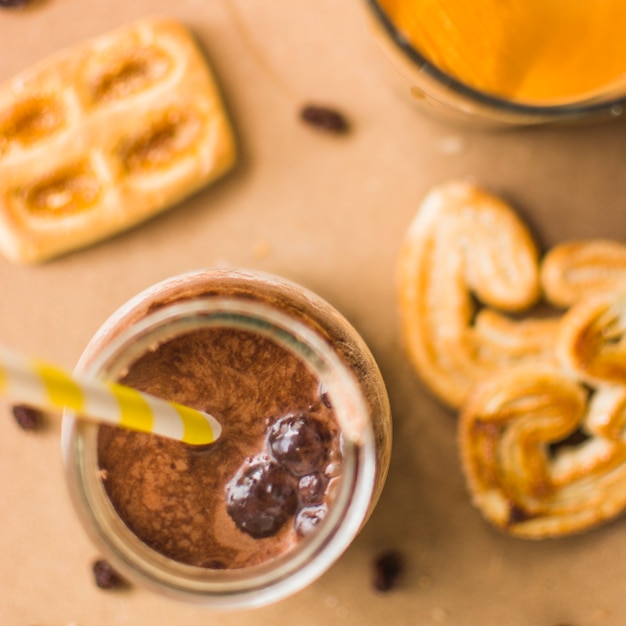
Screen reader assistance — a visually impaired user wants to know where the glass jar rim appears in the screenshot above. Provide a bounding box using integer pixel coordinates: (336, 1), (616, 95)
(366, 0), (626, 120)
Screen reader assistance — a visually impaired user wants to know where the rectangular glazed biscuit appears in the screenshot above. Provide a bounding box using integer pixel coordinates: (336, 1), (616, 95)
(0, 17), (237, 264)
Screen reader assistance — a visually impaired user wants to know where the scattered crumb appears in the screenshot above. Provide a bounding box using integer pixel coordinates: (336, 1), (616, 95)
(431, 607), (449, 623)
(324, 596), (339, 609)
(0, 0), (31, 9)
(97, 468), (108, 480)
(11, 404), (45, 431)
(253, 240), (272, 260)
(92, 558), (127, 590)
(299, 104), (349, 134)
(417, 573), (433, 589)
(436, 136), (465, 156)
(323, 594), (349, 617)
(324, 595), (340, 609)
(486, 554), (503, 577)
(372, 549), (404, 591)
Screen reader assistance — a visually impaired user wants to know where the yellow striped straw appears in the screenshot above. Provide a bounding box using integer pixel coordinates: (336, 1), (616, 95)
(0, 345), (221, 445)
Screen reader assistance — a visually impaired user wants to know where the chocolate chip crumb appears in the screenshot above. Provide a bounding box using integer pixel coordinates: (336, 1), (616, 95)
(300, 105), (349, 134)
(92, 558), (126, 590)
(11, 404), (44, 431)
(373, 550), (404, 592)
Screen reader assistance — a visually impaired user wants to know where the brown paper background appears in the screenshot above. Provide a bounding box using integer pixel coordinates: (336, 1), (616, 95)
(1, 1), (626, 624)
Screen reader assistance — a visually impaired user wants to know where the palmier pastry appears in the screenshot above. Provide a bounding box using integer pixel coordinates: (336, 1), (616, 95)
(541, 240), (626, 308)
(0, 17), (237, 263)
(397, 180), (558, 408)
(556, 290), (626, 386)
(459, 366), (626, 538)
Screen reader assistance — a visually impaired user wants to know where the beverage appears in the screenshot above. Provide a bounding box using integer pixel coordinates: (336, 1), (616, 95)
(97, 325), (343, 569)
(365, 0), (626, 124)
(62, 269), (391, 606)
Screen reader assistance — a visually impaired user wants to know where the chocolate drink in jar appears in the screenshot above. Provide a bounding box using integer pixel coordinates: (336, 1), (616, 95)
(62, 268), (392, 607)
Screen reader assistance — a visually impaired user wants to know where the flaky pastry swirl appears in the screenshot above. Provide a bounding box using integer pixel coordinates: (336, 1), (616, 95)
(557, 290), (626, 386)
(460, 366), (626, 538)
(459, 243), (626, 537)
(397, 180), (558, 408)
(541, 240), (626, 308)
(398, 181), (626, 538)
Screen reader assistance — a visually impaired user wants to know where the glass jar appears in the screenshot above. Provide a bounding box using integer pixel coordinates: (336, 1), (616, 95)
(363, 0), (626, 127)
(61, 268), (391, 608)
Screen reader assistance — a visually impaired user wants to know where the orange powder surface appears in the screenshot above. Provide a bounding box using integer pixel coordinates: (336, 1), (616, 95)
(378, 0), (626, 105)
